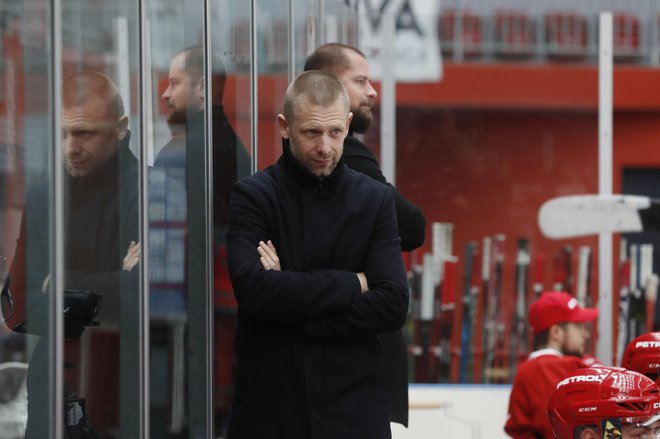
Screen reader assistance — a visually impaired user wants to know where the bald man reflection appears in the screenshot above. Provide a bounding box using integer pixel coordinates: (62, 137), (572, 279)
(8, 71), (139, 438)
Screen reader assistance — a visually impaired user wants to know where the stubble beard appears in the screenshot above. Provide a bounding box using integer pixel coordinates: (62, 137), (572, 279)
(560, 341), (584, 358)
(290, 145), (337, 178)
(349, 105), (373, 134)
(166, 106), (188, 127)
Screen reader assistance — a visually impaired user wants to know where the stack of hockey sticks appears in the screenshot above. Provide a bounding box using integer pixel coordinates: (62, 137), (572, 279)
(538, 194), (659, 362)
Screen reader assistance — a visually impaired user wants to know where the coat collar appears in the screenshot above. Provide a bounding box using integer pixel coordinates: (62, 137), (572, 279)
(277, 138), (346, 190)
(66, 131), (136, 189)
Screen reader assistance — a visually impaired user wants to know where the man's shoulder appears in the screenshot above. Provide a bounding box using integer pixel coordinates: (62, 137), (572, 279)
(342, 165), (389, 193)
(517, 353), (594, 380)
(343, 135), (373, 156)
(234, 167), (277, 190)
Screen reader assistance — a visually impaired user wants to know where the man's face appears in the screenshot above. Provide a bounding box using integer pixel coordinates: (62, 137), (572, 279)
(558, 322), (590, 357)
(162, 52), (203, 126)
(62, 97), (127, 178)
(278, 97), (352, 177)
(577, 420), (660, 438)
(334, 50), (377, 134)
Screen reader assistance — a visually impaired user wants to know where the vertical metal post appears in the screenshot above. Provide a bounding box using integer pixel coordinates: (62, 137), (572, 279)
(48, 0), (64, 436)
(597, 11), (613, 366)
(202, 0), (214, 434)
(115, 17), (131, 130)
(318, 0), (325, 44)
(136, 0), (150, 436)
(288, 0), (295, 81)
(651, 1), (660, 66)
(250, 0), (258, 173)
(340, 0), (348, 44)
(380, 8), (396, 184)
(452, 0), (464, 63)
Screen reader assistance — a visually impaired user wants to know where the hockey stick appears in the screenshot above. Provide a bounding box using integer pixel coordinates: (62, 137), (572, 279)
(538, 194), (660, 239)
(509, 238), (529, 381)
(473, 237), (490, 384)
(458, 242), (477, 383)
(484, 234), (506, 384)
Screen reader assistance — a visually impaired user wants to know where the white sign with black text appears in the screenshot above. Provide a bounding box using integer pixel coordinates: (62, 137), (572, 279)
(355, 0), (442, 83)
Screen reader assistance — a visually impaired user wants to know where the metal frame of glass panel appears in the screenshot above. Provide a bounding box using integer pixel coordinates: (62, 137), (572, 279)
(48, 0), (64, 437)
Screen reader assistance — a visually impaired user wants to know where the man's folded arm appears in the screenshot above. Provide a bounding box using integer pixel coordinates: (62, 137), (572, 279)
(303, 191), (409, 339)
(227, 181), (362, 324)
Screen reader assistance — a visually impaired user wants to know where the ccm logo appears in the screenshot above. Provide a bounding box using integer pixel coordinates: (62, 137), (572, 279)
(579, 407), (598, 413)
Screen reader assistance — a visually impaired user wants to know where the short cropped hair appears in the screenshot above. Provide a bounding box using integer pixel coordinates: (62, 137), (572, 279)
(174, 45), (227, 103)
(282, 70), (350, 122)
(304, 43), (366, 75)
(62, 71), (124, 119)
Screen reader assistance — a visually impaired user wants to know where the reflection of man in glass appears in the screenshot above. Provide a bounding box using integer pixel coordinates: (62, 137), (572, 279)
(156, 45), (249, 433)
(7, 71), (139, 438)
(157, 45), (249, 232)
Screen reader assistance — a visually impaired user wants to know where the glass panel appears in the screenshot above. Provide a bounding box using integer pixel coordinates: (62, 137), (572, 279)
(292, 0), (320, 76)
(149, 0), (214, 436)
(209, 0), (252, 436)
(1, 0), (57, 436)
(256, 0), (289, 168)
(55, 0), (143, 437)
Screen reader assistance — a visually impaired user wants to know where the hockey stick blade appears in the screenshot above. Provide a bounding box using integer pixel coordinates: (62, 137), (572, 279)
(538, 195), (659, 239)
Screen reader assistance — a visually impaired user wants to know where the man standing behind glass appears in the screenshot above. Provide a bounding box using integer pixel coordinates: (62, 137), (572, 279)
(226, 70), (409, 438)
(305, 43), (426, 427)
(7, 71), (140, 438)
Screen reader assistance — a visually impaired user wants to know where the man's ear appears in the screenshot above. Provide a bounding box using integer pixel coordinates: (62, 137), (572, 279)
(346, 111), (353, 131)
(116, 115), (129, 140)
(277, 114), (289, 139)
(548, 324), (565, 344)
(549, 324), (559, 339)
(196, 76), (205, 106)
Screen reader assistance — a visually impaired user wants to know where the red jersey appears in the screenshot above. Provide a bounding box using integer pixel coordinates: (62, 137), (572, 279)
(504, 349), (599, 439)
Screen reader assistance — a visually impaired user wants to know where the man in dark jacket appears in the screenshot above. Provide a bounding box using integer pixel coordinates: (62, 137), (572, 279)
(226, 70), (409, 438)
(7, 72), (140, 437)
(157, 45), (251, 432)
(305, 43), (426, 426)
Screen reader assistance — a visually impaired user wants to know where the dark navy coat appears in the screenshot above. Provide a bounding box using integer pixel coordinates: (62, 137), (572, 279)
(226, 141), (409, 439)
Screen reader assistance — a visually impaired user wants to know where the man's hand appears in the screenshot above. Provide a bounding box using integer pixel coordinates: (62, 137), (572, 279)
(357, 272), (369, 293)
(258, 240), (281, 271)
(123, 241), (140, 271)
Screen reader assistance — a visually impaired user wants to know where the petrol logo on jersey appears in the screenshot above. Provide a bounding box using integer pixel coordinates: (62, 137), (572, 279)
(557, 373), (607, 389)
(636, 341), (660, 349)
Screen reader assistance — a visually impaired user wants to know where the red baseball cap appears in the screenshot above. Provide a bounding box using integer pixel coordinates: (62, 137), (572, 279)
(529, 291), (599, 332)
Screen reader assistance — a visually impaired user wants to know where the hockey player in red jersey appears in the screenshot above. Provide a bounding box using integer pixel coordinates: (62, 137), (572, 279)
(548, 367), (660, 438)
(505, 291), (599, 438)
